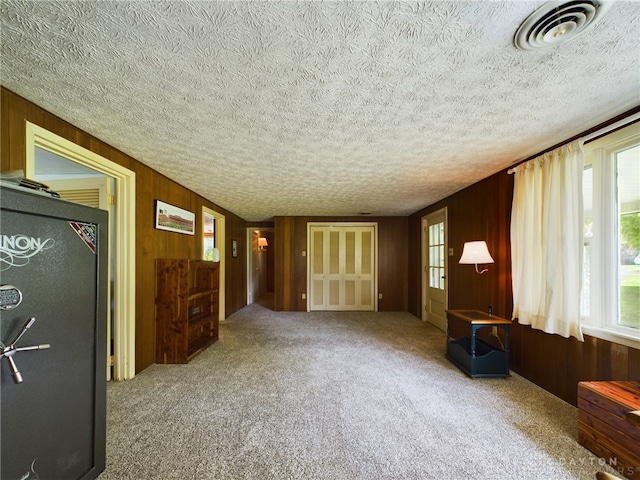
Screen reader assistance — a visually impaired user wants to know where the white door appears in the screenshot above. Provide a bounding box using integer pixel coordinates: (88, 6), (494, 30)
(423, 209), (447, 331)
(309, 224), (376, 311)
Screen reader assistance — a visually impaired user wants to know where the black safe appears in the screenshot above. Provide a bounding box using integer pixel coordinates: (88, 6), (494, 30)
(0, 184), (107, 480)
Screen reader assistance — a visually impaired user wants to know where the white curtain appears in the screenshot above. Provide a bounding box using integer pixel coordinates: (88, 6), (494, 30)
(511, 139), (584, 341)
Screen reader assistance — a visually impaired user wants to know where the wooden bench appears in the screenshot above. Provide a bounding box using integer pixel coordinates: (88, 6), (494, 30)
(578, 381), (640, 479)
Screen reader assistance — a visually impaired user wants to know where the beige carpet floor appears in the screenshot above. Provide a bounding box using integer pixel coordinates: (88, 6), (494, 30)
(98, 303), (622, 480)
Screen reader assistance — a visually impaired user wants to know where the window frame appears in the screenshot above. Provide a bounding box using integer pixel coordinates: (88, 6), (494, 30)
(202, 210), (216, 261)
(581, 122), (640, 349)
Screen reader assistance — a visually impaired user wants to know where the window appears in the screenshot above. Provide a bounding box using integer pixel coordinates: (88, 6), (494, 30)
(428, 222), (445, 290)
(582, 122), (640, 347)
(203, 211), (216, 261)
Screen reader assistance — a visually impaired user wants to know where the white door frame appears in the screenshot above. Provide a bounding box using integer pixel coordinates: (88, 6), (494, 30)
(246, 229), (259, 305)
(421, 208), (448, 331)
(246, 227), (273, 306)
(26, 122), (137, 380)
(202, 206), (225, 321)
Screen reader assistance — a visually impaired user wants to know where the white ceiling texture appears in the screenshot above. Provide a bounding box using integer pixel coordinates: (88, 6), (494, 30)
(1, 1), (639, 221)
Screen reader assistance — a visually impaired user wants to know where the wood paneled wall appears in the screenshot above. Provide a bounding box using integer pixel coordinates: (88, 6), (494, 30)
(409, 170), (640, 406)
(274, 216), (408, 312)
(4, 87), (636, 403)
(1, 88), (248, 373)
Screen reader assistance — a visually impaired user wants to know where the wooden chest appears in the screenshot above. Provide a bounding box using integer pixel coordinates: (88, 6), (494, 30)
(578, 381), (640, 479)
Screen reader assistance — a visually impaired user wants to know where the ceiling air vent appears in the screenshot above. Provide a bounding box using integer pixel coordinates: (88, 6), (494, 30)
(514, 1), (612, 50)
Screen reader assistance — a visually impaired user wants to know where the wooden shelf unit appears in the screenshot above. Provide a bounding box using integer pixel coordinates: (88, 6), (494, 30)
(155, 259), (220, 363)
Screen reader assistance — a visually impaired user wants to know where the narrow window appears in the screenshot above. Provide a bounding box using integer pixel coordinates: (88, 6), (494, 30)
(203, 212), (216, 261)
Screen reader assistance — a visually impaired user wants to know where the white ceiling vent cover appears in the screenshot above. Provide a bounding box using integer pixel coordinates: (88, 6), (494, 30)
(515, 1), (612, 50)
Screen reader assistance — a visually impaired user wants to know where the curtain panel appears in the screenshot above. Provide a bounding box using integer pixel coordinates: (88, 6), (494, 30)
(510, 139), (584, 341)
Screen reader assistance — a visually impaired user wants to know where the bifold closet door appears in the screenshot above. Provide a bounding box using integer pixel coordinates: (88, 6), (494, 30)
(309, 225), (375, 311)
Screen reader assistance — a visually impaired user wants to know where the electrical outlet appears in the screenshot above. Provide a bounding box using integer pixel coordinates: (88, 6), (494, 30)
(302, 293), (306, 300)
(302, 250), (306, 257)
(378, 293), (382, 299)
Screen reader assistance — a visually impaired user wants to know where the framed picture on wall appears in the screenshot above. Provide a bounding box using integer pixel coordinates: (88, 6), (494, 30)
(232, 239), (238, 258)
(155, 200), (195, 235)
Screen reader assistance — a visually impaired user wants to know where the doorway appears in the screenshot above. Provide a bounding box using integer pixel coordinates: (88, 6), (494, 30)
(33, 151), (116, 378)
(247, 228), (274, 309)
(422, 208), (448, 331)
(202, 206), (226, 321)
(26, 122), (136, 380)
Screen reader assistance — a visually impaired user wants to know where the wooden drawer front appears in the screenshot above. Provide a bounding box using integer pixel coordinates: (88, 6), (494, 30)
(578, 393), (640, 444)
(580, 382), (640, 415)
(578, 382), (640, 479)
(578, 411), (640, 473)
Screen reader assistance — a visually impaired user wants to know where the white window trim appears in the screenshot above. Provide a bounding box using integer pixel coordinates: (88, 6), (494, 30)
(582, 121), (640, 349)
(581, 325), (639, 349)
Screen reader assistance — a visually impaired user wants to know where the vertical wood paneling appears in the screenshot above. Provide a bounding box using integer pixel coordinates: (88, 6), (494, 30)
(274, 216), (297, 311)
(611, 343), (629, 380)
(1, 89), (28, 172)
(597, 339), (613, 381)
(409, 169), (639, 406)
(296, 217), (307, 310)
(4, 87), (637, 399)
(378, 216), (408, 312)
(274, 216), (408, 312)
(225, 213), (248, 314)
(1, 89), (10, 170)
(266, 231), (275, 293)
(565, 334), (584, 403)
(407, 214), (422, 318)
(274, 217), (285, 310)
(136, 162), (157, 369)
(416, 173), (514, 321)
(583, 335), (599, 379)
(629, 348), (640, 379)
(1, 87), (247, 374)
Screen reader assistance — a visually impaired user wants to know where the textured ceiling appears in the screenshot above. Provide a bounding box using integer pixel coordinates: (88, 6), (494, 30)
(1, 1), (639, 221)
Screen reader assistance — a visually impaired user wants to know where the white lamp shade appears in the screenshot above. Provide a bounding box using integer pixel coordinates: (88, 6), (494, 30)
(258, 237), (268, 248)
(459, 241), (494, 264)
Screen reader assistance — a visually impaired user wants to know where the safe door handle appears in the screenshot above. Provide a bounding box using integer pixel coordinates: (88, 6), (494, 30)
(1, 317), (51, 384)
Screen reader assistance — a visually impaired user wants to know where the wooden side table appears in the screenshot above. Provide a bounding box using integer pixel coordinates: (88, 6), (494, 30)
(446, 309), (511, 378)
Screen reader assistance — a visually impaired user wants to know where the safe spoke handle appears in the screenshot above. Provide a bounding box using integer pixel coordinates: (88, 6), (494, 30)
(7, 317), (36, 348)
(1, 317), (50, 384)
(15, 344), (51, 352)
(6, 356), (23, 384)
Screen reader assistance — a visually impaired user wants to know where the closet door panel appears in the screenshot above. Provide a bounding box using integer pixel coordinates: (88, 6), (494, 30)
(309, 224), (377, 311)
(309, 227), (326, 309)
